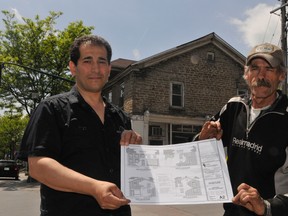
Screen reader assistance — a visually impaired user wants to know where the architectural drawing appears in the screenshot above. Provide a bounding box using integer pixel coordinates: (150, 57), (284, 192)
(121, 139), (233, 205)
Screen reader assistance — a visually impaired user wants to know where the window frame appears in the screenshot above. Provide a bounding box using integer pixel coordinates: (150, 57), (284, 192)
(170, 82), (184, 108)
(119, 82), (125, 108)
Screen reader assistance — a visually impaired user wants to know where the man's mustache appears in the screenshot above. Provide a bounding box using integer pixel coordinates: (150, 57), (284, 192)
(251, 79), (271, 88)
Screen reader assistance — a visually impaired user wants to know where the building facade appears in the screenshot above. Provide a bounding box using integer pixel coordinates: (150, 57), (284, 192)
(103, 33), (247, 145)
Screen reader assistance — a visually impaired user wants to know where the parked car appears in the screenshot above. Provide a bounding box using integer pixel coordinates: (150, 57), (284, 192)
(0, 160), (19, 180)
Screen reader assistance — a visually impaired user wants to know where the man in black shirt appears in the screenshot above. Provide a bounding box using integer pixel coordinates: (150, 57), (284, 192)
(19, 35), (142, 216)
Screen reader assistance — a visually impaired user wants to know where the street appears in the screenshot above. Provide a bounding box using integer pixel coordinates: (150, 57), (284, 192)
(0, 173), (40, 216)
(0, 172), (224, 216)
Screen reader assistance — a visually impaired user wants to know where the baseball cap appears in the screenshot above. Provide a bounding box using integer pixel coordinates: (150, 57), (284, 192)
(246, 43), (285, 68)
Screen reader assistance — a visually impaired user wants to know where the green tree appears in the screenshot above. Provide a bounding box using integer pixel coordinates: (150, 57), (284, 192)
(0, 114), (29, 159)
(0, 11), (94, 115)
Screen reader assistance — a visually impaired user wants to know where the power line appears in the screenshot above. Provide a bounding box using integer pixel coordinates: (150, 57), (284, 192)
(0, 62), (75, 85)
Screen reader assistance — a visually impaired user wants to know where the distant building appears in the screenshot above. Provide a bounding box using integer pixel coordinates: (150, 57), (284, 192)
(103, 32), (247, 145)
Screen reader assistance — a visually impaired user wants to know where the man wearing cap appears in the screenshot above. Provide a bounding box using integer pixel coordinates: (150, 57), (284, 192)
(196, 43), (288, 215)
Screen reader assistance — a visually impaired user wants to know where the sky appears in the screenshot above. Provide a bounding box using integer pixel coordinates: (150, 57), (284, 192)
(0, 0), (284, 61)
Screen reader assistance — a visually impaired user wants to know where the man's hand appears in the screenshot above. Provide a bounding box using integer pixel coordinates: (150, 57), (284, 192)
(199, 121), (222, 140)
(92, 181), (130, 210)
(232, 183), (266, 215)
(120, 130), (142, 145)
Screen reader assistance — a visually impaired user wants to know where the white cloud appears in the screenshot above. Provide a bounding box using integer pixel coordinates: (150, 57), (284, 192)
(132, 49), (141, 60)
(11, 8), (25, 23)
(230, 3), (281, 49)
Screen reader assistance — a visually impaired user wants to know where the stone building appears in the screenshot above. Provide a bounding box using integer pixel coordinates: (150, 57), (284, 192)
(103, 32), (247, 145)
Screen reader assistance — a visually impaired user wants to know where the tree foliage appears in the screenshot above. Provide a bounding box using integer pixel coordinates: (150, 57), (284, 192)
(0, 114), (29, 159)
(0, 11), (94, 115)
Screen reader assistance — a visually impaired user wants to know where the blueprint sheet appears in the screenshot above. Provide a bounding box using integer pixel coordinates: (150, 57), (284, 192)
(121, 138), (233, 205)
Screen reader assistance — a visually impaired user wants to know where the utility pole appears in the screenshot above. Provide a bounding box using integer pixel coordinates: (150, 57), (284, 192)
(271, 0), (288, 94)
(281, 0), (288, 95)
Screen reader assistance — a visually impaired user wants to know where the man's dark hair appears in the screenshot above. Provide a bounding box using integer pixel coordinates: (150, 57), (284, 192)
(70, 35), (112, 65)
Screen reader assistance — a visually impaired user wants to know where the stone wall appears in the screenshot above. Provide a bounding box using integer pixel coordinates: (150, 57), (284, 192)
(121, 44), (246, 118)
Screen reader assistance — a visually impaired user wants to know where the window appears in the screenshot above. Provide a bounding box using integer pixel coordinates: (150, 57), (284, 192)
(149, 126), (163, 136)
(207, 52), (215, 62)
(148, 125), (165, 145)
(119, 82), (124, 108)
(170, 82), (184, 107)
(171, 124), (201, 144)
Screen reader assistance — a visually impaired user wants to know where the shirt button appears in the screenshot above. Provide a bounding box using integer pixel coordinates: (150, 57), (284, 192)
(109, 168), (114, 173)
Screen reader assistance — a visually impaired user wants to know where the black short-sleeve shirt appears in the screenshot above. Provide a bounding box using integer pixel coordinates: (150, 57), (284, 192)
(19, 86), (132, 216)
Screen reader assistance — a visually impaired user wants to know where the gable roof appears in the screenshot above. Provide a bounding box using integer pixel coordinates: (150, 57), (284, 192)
(111, 58), (136, 69)
(107, 32), (246, 85)
(110, 58), (136, 79)
(132, 32), (245, 69)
